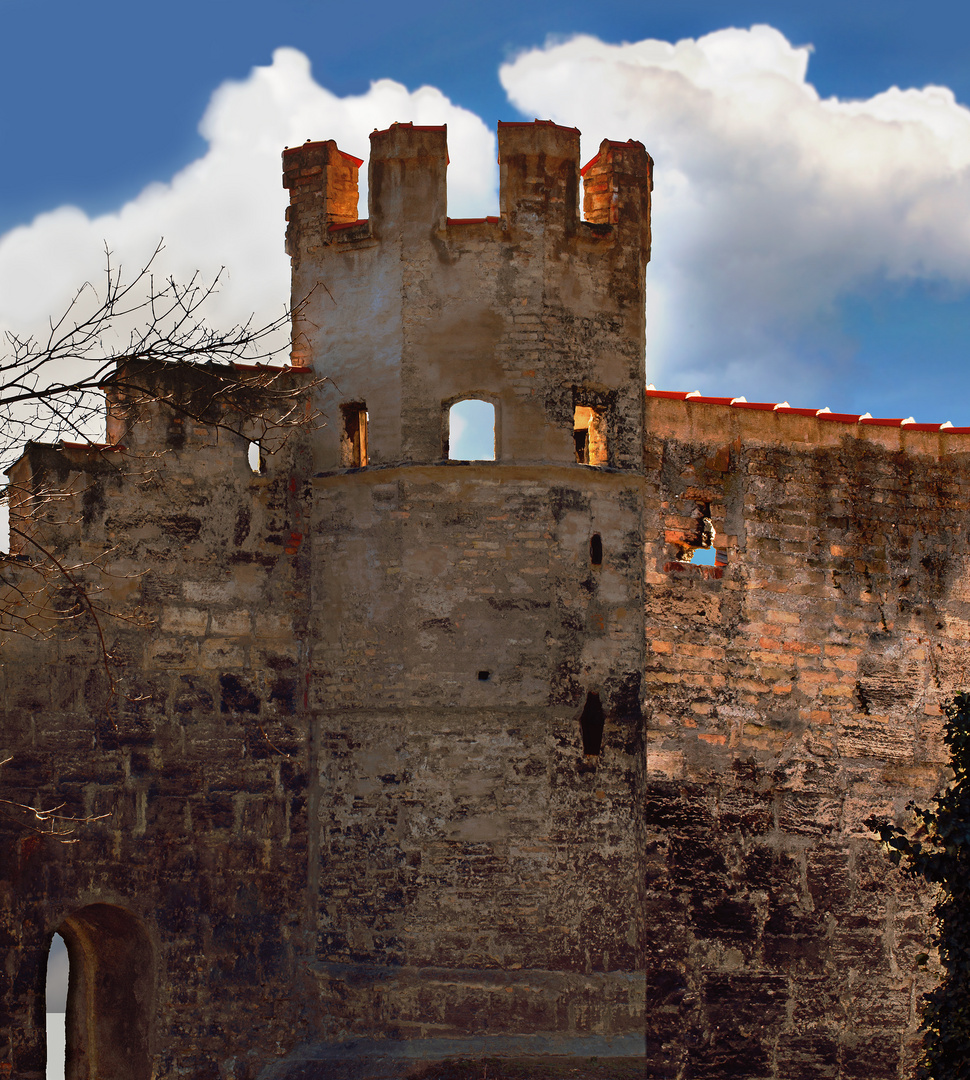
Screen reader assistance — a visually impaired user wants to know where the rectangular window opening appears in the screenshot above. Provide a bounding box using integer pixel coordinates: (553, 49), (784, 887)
(448, 399), (496, 461)
(573, 405), (607, 466)
(340, 403), (368, 467)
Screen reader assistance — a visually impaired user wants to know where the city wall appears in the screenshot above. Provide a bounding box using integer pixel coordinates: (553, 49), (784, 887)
(0, 120), (961, 1080)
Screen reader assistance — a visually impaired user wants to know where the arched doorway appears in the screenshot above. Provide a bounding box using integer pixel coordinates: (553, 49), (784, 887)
(55, 905), (153, 1080)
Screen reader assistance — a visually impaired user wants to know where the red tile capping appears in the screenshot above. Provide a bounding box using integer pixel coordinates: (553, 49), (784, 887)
(371, 122), (447, 136)
(232, 362), (309, 374)
(281, 143), (363, 168)
(59, 442), (125, 452)
(645, 387), (969, 432)
(498, 119), (580, 133)
(328, 219), (368, 233)
(581, 141), (645, 176)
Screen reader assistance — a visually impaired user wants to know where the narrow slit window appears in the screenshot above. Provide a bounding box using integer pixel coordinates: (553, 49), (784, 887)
(247, 441), (264, 474)
(590, 533), (603, 566)
(573, 406), (607, 466)
(448, 399), (495, 461)
(579, 691), (605, 756)
(340, 403), (368, 467)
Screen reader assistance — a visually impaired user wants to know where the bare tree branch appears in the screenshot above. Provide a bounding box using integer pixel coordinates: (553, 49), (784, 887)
(0, 240), (307, 464)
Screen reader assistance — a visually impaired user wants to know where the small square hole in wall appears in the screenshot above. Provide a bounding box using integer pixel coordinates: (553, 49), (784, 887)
(478, 670), (491, 681)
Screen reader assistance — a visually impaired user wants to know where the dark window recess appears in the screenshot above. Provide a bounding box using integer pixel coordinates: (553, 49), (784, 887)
(340, 403), (368, 467)
(590, 533), (603, 566)
(478, 670), (491, 681)
(573, 427), (588, 462)
(579, 691), (605, 756)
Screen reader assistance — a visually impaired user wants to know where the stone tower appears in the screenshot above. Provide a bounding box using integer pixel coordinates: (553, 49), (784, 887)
(281, 120), (654, 1066)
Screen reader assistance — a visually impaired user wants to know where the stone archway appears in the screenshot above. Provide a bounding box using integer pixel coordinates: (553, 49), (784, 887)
(56, 904), (153, 1080)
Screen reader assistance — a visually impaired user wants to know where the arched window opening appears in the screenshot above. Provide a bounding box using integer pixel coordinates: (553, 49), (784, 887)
(579, 691), (605, 756)
(448, 399), (495, 461)
(573, 406), (607, 466)
(46, 931), (69, 1078)
(340, 403), (368, 467)
(247, 441), (264, 474)
(55, 905), (153, 1080)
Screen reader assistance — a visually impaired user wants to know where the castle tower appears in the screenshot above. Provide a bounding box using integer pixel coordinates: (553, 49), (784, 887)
(282, 121), (652, 1071)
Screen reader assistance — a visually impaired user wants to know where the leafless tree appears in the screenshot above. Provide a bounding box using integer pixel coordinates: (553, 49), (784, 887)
(0, 240), (303, 458)
(0, 756), (109, 842)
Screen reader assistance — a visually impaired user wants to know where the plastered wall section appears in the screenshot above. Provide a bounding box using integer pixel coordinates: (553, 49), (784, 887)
(638, 396), (964, 1080)
(0, 365), (317, 1080)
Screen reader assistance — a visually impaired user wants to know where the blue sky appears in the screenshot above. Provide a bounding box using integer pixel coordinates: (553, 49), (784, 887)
(4, 0), (970, 424)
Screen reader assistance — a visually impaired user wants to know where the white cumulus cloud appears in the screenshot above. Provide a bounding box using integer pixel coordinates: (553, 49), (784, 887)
(0, 47), (497, 367)
(5, 30), (970, 414)
(501, 25), (970, 401)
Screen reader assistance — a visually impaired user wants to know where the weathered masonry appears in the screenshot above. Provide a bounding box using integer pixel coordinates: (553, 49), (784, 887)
(0, 119), (965, 1079)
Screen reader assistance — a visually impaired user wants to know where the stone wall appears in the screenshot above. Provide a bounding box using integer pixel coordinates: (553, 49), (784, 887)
(0, 120), (962, 1080)
(637, 394), (965, 1079)
(0, 361), (319, 1080)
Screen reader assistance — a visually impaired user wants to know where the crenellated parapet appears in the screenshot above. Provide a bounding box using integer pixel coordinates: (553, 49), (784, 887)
(283, 120), (653, 472)
(5, 440), (124, 560)
(283, 121), (652, 252)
